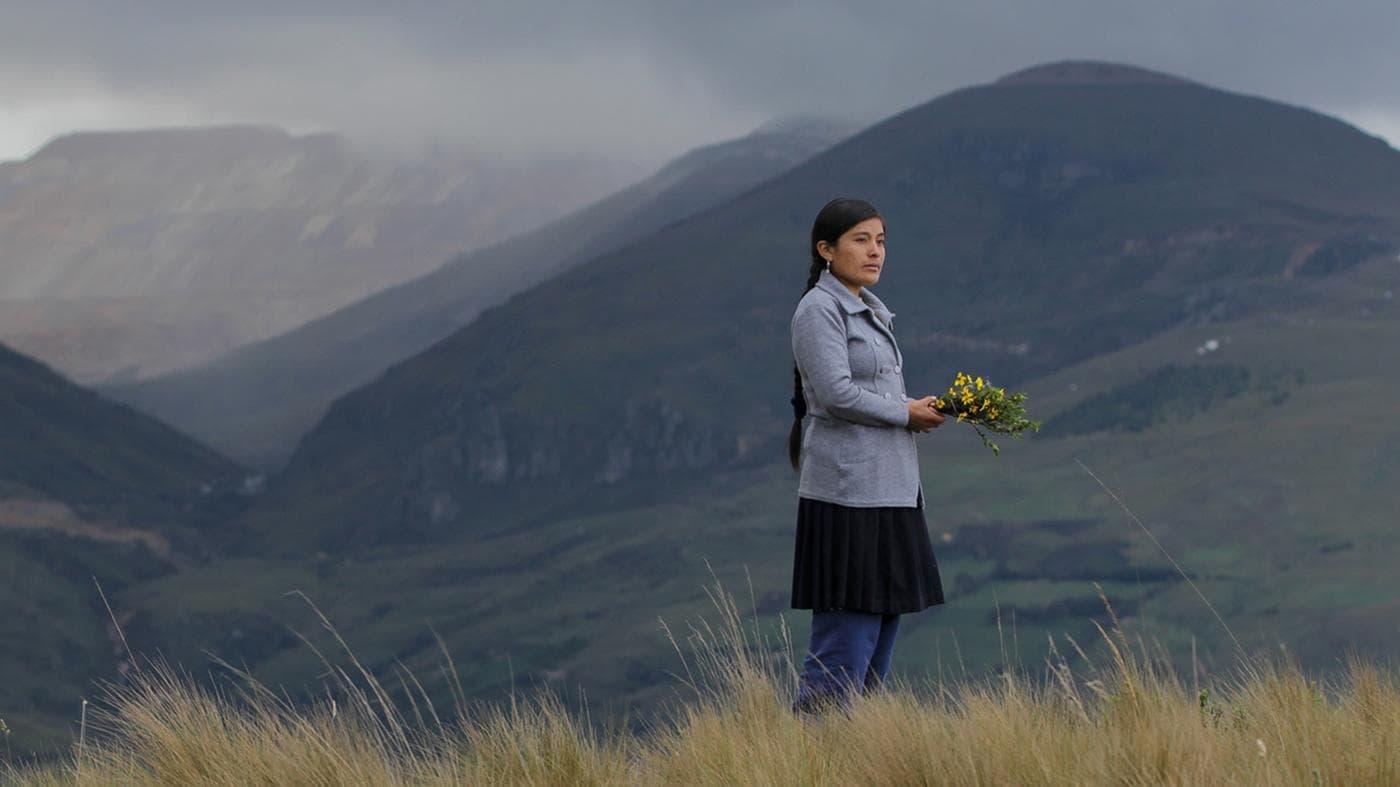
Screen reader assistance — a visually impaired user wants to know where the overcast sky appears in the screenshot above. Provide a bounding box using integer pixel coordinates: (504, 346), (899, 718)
(2, 1), (1397, 168)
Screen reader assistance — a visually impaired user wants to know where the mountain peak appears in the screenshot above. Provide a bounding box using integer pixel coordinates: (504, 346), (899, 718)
(748, 113), (856, 140)
(993, 60), (1197, 87)
(28, 124), (343, 162)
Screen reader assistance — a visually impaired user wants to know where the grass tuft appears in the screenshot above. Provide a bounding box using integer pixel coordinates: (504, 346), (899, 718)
(6, 567), (1400, 785)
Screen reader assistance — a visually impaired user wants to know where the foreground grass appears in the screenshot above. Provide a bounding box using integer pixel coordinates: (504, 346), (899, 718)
(6, 577), (1400, 785)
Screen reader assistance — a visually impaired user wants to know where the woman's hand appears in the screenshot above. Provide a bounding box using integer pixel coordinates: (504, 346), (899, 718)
(906, 396), (947, 433)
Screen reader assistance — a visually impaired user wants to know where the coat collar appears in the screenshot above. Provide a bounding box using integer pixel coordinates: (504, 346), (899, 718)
(815, 267), (896, 327)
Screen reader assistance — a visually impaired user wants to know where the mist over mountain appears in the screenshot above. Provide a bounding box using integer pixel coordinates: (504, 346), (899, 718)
(96, 116), (856, 469)
(0, 124), (645, 383)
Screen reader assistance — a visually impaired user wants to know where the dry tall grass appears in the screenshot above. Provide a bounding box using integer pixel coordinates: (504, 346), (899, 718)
(6, 572), (1400, 785)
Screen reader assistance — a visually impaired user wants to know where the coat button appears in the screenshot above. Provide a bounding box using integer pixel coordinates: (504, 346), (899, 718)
(894, 364), (901, 373)
(883, 392), (890, 399)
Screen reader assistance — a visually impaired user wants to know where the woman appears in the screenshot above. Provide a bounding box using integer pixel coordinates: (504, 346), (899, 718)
(787, 196), (947, 715)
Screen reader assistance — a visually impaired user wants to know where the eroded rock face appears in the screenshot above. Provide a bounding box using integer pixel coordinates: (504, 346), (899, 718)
(419, 395), (730, 491)
(370, 392), (751, 545)
(0, 125), (641, 383)
(599, 396), (720, 483)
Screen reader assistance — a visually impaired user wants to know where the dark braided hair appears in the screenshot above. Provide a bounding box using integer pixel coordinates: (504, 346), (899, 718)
(787, 197), (885, 471)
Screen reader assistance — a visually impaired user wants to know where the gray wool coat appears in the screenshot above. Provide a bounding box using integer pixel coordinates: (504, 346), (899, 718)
(791, 267), (923, 507)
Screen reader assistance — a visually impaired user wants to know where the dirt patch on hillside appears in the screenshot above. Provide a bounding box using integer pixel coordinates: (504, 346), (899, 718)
(0, 497), (189, 568)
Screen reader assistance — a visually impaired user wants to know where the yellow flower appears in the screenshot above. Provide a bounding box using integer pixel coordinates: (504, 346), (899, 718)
(975, 376), (984, 390)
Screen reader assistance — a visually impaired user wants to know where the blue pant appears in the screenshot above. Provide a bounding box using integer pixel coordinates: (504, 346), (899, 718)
(792, 610), (901, 714)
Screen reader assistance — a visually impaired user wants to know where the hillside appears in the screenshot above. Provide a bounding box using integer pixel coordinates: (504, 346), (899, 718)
(0, 341), (251, 754)
(0, 125), (642, 383)
(16, 57), (1400, 754)
(96, 117), (854, 469)
(238, 58), (1400, 555)
(107, 285), (1400, 748)
(68, 58), (1400, 741)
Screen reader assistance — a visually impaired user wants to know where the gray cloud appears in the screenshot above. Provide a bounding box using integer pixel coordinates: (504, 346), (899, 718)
(1, 1), (1397, 164)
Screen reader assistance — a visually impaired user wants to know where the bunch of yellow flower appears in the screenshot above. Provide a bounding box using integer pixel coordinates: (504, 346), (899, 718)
(932, 371), (1042, 455)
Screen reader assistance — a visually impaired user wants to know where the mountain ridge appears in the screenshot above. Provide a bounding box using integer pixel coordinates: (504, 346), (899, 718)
(0, 123), (644, 382)
(231, 59), (1400, 556)
(96, 116), (857, 469)
(992, 59), (1199, 86)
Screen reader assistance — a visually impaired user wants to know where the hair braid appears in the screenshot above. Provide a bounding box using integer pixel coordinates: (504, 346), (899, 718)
(787, 261), (825, 470)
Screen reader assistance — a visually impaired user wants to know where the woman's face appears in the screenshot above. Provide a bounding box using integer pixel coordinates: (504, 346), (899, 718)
(819, 217), (886, 290)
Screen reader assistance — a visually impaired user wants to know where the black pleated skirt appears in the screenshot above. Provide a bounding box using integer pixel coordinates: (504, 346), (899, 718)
(791, 488), (946, 615)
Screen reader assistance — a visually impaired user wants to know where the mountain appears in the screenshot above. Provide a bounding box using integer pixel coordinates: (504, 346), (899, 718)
(83, 59), (1394, 734)
(20, 58), (1400, 754)
(0, 124), (644, 383)
(234, 58), (1400, 556)
(0, 340), (250, 754)
(96, 117), (856, 469)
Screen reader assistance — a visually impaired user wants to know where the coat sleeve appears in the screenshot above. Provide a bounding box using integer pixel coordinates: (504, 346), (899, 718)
(792, 296), (910, 428)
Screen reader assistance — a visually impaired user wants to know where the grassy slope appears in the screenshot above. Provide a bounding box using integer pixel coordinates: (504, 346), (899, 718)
(108, 252), (1400, 736)
(0, 345), (243, 529)
(14, 585), (1400, 784)
(0, 532), (172, 754)
(0, 343), (250, 756)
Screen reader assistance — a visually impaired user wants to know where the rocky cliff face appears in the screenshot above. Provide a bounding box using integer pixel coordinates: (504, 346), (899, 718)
(386, 394), (745, 538)
(0, 125), (643, 383)
(426, 395), (729, 488)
